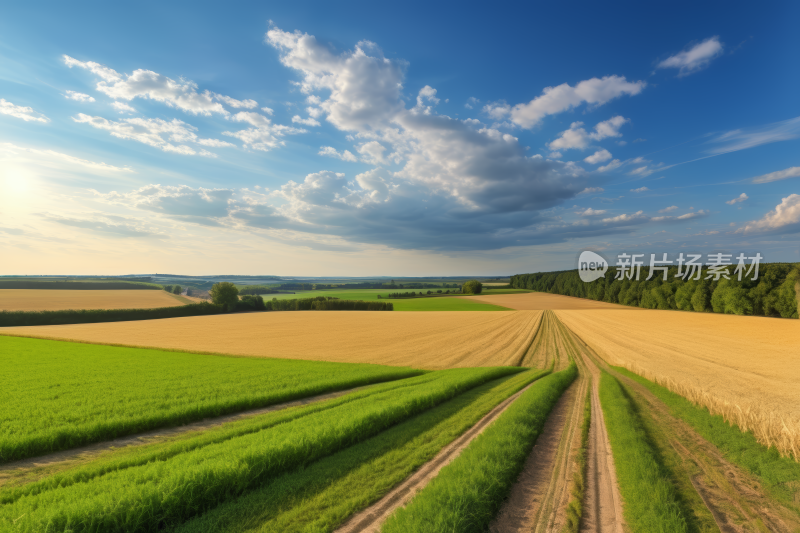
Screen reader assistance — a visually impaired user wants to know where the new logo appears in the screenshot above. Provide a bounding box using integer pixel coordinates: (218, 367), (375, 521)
(578, 251), (608, 282)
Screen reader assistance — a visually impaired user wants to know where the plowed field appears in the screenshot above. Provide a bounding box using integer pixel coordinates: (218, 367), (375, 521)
(0, 289), (184, 311)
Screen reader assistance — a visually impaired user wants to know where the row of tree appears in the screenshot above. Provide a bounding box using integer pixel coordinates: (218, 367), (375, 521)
(209, 283), (393, 312)
(510, 263), (800, 318)
(378, 290), (456, 299)
(162, 285), (183, 294)
(238, 285), (281, 295)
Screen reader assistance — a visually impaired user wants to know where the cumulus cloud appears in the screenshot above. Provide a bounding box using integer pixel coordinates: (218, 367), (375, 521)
(631, 186), (649, 192)
(726, 193), (748, 205)
(73, 114), (234, 154)
(223, 111), (305, 151)
(356, 140), (387, 165)
(64, 90), (95, 103)
(657, 36), (724, 77)
(292, 115), (321, 126)
(112, 101), (136, 114)
(597, 159), (622, 172)
(752, 166), (800, 184)
(63, 55), (258, 117)
(96, 184), (235, 223)
(658, 205), (678, 213)
(584, 149), (613, 164)
(0, 98), (49, 123)
(319, 146), (358, 162)
(484, 77), (644, 129)
(651, 209), (709, 222)
(738, 194), (800, 234)
(577, 207), (607, 216)
(601, 210), (646, 224)
(578, 187), (604, 194)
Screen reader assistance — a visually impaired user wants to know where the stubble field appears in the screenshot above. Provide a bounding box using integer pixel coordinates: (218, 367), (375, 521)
(0, 289), (185, 311)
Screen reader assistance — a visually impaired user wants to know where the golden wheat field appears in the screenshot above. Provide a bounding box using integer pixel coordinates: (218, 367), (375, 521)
(557, 308), (800, 459)
(0, 289), (186, 311)
(460, 292), (629, 310)
(0, 310), (543, 369)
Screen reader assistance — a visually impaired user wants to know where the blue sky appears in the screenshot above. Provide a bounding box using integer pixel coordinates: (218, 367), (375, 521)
(1, 1), (798, 276)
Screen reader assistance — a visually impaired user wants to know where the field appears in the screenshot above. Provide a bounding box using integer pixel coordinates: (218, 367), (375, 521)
(3, 290), (799, 531)
(0, 289), (185, 311)
(265, 289), (510, 311)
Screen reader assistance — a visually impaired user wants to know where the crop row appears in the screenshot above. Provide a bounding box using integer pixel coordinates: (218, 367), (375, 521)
(0, 366), (521, 532)
(0, 336), (422, 463)
(382, 363), (577, 533)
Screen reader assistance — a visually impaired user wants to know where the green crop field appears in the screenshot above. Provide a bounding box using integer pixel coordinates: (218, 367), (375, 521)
(0, 366), (522, 532)
(0, 336), (422, 463)
(265, 289), (510, 311)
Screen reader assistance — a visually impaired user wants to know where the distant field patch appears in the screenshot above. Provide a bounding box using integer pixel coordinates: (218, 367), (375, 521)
(0, 336), (421, 462)
(0, 310), (540, 369)
(461, 292), (629, 310)
(0, 289), (184, 312)
(388, 297), (509, 311)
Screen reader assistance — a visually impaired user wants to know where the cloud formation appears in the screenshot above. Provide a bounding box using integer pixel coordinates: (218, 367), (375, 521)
(319, 146), (358, 161)
(64, 90), (95, 103)
(657, 36), (724, 77)
(738, 195), (800, 234)
(752, 166), (800, 184)
(726, 193), (748, 205)
(484, 77), (644, 129)
(549, 116), (629, 151)
(707, 116), (800, 155)
(0, 98), (49, 123)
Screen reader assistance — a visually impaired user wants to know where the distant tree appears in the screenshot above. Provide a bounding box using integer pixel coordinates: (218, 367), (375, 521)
(172, 285), (182, 295)
(462, 280), (483, 294)
(210, 282), (240, 312)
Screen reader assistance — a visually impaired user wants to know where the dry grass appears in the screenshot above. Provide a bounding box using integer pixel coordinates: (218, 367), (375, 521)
(0, 289), (185, 311)
(0, 310), (542, 370)
(556, 309), (800, 459)
(460, 292), (630, 310)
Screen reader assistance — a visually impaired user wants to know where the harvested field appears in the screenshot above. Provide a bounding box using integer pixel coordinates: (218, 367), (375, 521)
(461, 292), (629, 310)
(0, 310), (543, 369)
(557, 309), (800, 459)
(0, 289), (184, 311)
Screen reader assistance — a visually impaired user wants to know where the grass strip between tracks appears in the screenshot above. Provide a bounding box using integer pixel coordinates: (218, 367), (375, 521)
(614, 366), (800, 511)
(598, 371), (688, 533)
(381, 363), (578, 533)
(0, 367), (522, 532)
(172, 368), (550, 533)
(561, 377), (591, 533)
(0, 336), (423, 464)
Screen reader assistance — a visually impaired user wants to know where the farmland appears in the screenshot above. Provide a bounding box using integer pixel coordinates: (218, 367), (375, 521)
(2, 290), (799, 531)
(0, 289), (185, 311)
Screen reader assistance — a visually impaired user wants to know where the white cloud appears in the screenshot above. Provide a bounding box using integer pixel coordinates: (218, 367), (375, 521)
(631, 186), (649, 192)
(465, 97), (479, 109)
(97, 184), (235, 222)
(356, 140), (387, 165)
(726, 193), (748, 205)
(261, 106), (274, 115)
(597, 159), (622, 172)
(223, 111), (305, 152)
(112, 101), (137, 114)
(414, 85), (440, 114)
(657, 36), (724, 77)
(484, 77), (645, 129)
(752, 166), (800, 184)
(73, 114), (234, 154)
(550, 116), (629, 151)
(292, 115), (321, 127)
(577, 207), (607, 216)
(707, 116), (800, 155)
(213, 94), (258, 109)
(658, 205), (678, 213)
(578, 187), (604, 194)
(319, 146), (358, 162)
(0, 142), (133, 173)
(584, 149), (612, 164)
(0, 98), (50, 123)
(739, 194), (800, 234)
(63, 55), (257, 117)
(601, 210), (645, 224)
(64, 90), (95, 103)
(677, 210), (707, 220)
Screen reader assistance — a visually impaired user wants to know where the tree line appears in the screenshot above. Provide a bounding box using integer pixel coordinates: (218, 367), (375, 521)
(510, 263), (800, 318)
(0, 280), (162, 290)
(0, 302), (225, 327)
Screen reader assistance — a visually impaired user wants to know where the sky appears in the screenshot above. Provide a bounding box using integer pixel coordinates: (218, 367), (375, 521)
(1, 1), (799, 276)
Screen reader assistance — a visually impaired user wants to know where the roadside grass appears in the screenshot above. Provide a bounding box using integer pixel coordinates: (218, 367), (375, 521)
(599, 372), (689, 533)
(0, 336), (422, 463)
(381, 364), (578, 533)
(0, 367), (522, 532)
(562, 378), (591, 533)
(614, 366), (800, 511)
(173, 368), (550, 533)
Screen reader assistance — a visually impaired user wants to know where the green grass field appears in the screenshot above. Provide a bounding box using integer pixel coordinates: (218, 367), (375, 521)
(265, 289), (510, 311)
(0, 336), (422, 463)
(0, 367), (522, 532)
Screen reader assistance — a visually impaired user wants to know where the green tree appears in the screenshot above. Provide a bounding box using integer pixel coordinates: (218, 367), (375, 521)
(172, 285), (182, 295)
(462, 280), (483, 294)
(210, 282), (240, 312)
